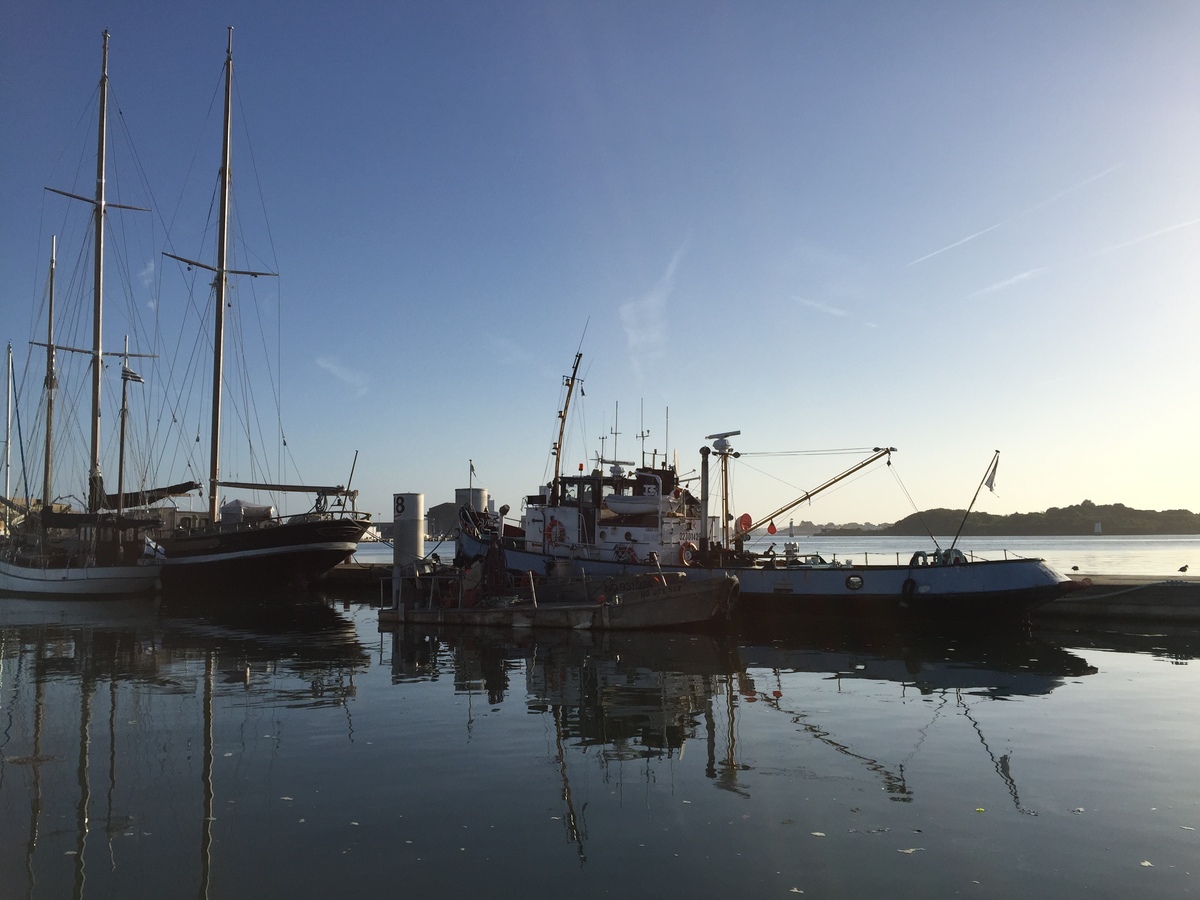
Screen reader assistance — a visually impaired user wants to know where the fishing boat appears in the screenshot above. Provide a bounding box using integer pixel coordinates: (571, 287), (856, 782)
(156, 29), (369, 593)
(0, 34), (191, 597)
(456, 354), (1074, 621)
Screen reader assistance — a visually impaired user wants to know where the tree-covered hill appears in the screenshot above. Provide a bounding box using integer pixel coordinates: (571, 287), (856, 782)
(872, 500), (1200, 536)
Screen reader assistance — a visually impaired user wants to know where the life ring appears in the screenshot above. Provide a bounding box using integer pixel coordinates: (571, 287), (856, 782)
(543, 521), (566, 546)
(679, 541), (699, 567)
(615, 544), (639, 564)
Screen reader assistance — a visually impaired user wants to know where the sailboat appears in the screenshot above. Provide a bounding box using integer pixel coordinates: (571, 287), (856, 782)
(0, 33), (181, 597)
(157, 28), (369, 593)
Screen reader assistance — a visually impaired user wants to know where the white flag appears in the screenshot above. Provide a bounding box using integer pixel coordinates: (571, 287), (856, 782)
(984, 457), (998, 493)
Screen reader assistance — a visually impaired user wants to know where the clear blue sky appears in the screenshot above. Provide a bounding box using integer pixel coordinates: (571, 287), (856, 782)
(3, 1), (1198, 528)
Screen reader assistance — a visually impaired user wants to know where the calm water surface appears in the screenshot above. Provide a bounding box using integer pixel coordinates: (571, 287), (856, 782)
(1, 589), (1197, 898)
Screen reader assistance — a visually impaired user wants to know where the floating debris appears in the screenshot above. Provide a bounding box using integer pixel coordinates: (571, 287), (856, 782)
(811, 832), (825, 837)
(1141, 860), (1154, 867)
(897, 848), (925, 854)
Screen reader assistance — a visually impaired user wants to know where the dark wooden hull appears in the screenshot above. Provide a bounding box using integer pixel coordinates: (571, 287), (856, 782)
(382, 574), (740, 630)
(159, 516), (368, 593)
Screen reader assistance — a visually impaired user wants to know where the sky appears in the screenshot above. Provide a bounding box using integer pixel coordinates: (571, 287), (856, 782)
(2, 1), (1199, 529)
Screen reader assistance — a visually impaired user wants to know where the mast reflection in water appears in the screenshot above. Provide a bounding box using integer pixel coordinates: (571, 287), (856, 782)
(2, 598), (1198, 898)
(0, 597), (366, 898)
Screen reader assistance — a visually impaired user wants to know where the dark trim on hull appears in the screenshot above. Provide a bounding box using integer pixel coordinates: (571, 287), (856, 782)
(160, 518), (368, 594)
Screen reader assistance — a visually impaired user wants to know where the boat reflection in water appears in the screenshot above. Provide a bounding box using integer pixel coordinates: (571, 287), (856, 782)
(4, 599), (1116, 896)
(734, 620), (1099, 811)
(386, 620), (1098, 831)
(0, 595), (367, 899)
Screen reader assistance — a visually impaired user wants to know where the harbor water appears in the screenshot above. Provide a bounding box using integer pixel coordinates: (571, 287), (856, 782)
(1, 538), (1197, 898)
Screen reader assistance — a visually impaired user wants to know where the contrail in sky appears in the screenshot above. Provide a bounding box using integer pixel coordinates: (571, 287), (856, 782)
(908, 223), (1004, 265)
(967, 267), (1048, 298)
(795, 297), (849, 317)
(1097, 217), (1200, 255)
(908, 164), (1123, 266)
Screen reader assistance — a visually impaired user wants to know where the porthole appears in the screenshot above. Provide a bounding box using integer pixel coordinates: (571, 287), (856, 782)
(845, 575), (863, 591)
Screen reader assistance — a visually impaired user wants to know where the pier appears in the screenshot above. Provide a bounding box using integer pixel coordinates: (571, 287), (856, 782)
(1033, 574), (1200, 623)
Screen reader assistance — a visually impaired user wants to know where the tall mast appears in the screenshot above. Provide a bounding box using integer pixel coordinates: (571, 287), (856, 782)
(163, 26), (274, 522)
(550, 352), (582, 505)
(87, 31), (110, 513)
(46, 33), (149, 513)
(43, 237), (58, 515)
(4, 342), (11, 527)
(208, 25), (234, 523)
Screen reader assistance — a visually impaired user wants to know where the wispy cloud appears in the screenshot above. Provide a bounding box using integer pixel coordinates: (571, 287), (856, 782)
(316, 356), (369, 397)
(1096, 217), (1200, 256)
(619, 239), (688, 377)
(908, 164), (1123, 266)
(795, 297), (849, 317)
(967, 267), (1049, 298)
(139, 262), (157, 310)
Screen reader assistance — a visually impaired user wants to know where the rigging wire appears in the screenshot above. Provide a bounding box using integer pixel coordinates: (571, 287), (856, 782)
(887, 461), (940, 548)
(738, 447), (880, 458)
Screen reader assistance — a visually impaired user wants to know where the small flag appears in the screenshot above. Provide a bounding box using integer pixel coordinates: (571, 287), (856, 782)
(470, 461), (476, 477)
(122, 365), (144, 383)
(984, 456), (998, 493)
(767, 520), (777, 535)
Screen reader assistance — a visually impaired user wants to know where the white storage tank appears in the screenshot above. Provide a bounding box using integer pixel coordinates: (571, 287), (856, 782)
(455, 487), (488, 512)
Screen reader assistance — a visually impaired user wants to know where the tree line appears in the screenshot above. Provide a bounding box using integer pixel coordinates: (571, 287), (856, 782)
(823, 500), (1200, 536)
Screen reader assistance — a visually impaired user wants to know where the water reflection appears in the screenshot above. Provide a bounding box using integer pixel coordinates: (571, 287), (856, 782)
(738, 618), (1100, 697)
(384, 621), (1098, 816)
(389, 627), (734, 747)
(1034, 622), (1200, 665)
(3, 598), (1129, 897)
(0, 597), (367, 899)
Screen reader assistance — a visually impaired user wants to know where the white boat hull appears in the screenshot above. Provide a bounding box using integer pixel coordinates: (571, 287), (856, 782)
(0, 559), (162, 596)
(458, 529), (1071, 619)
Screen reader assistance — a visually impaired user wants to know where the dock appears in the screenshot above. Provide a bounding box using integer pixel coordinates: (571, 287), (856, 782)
(323, 561), (389, 587)
(1033, 574), (1200, 623)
